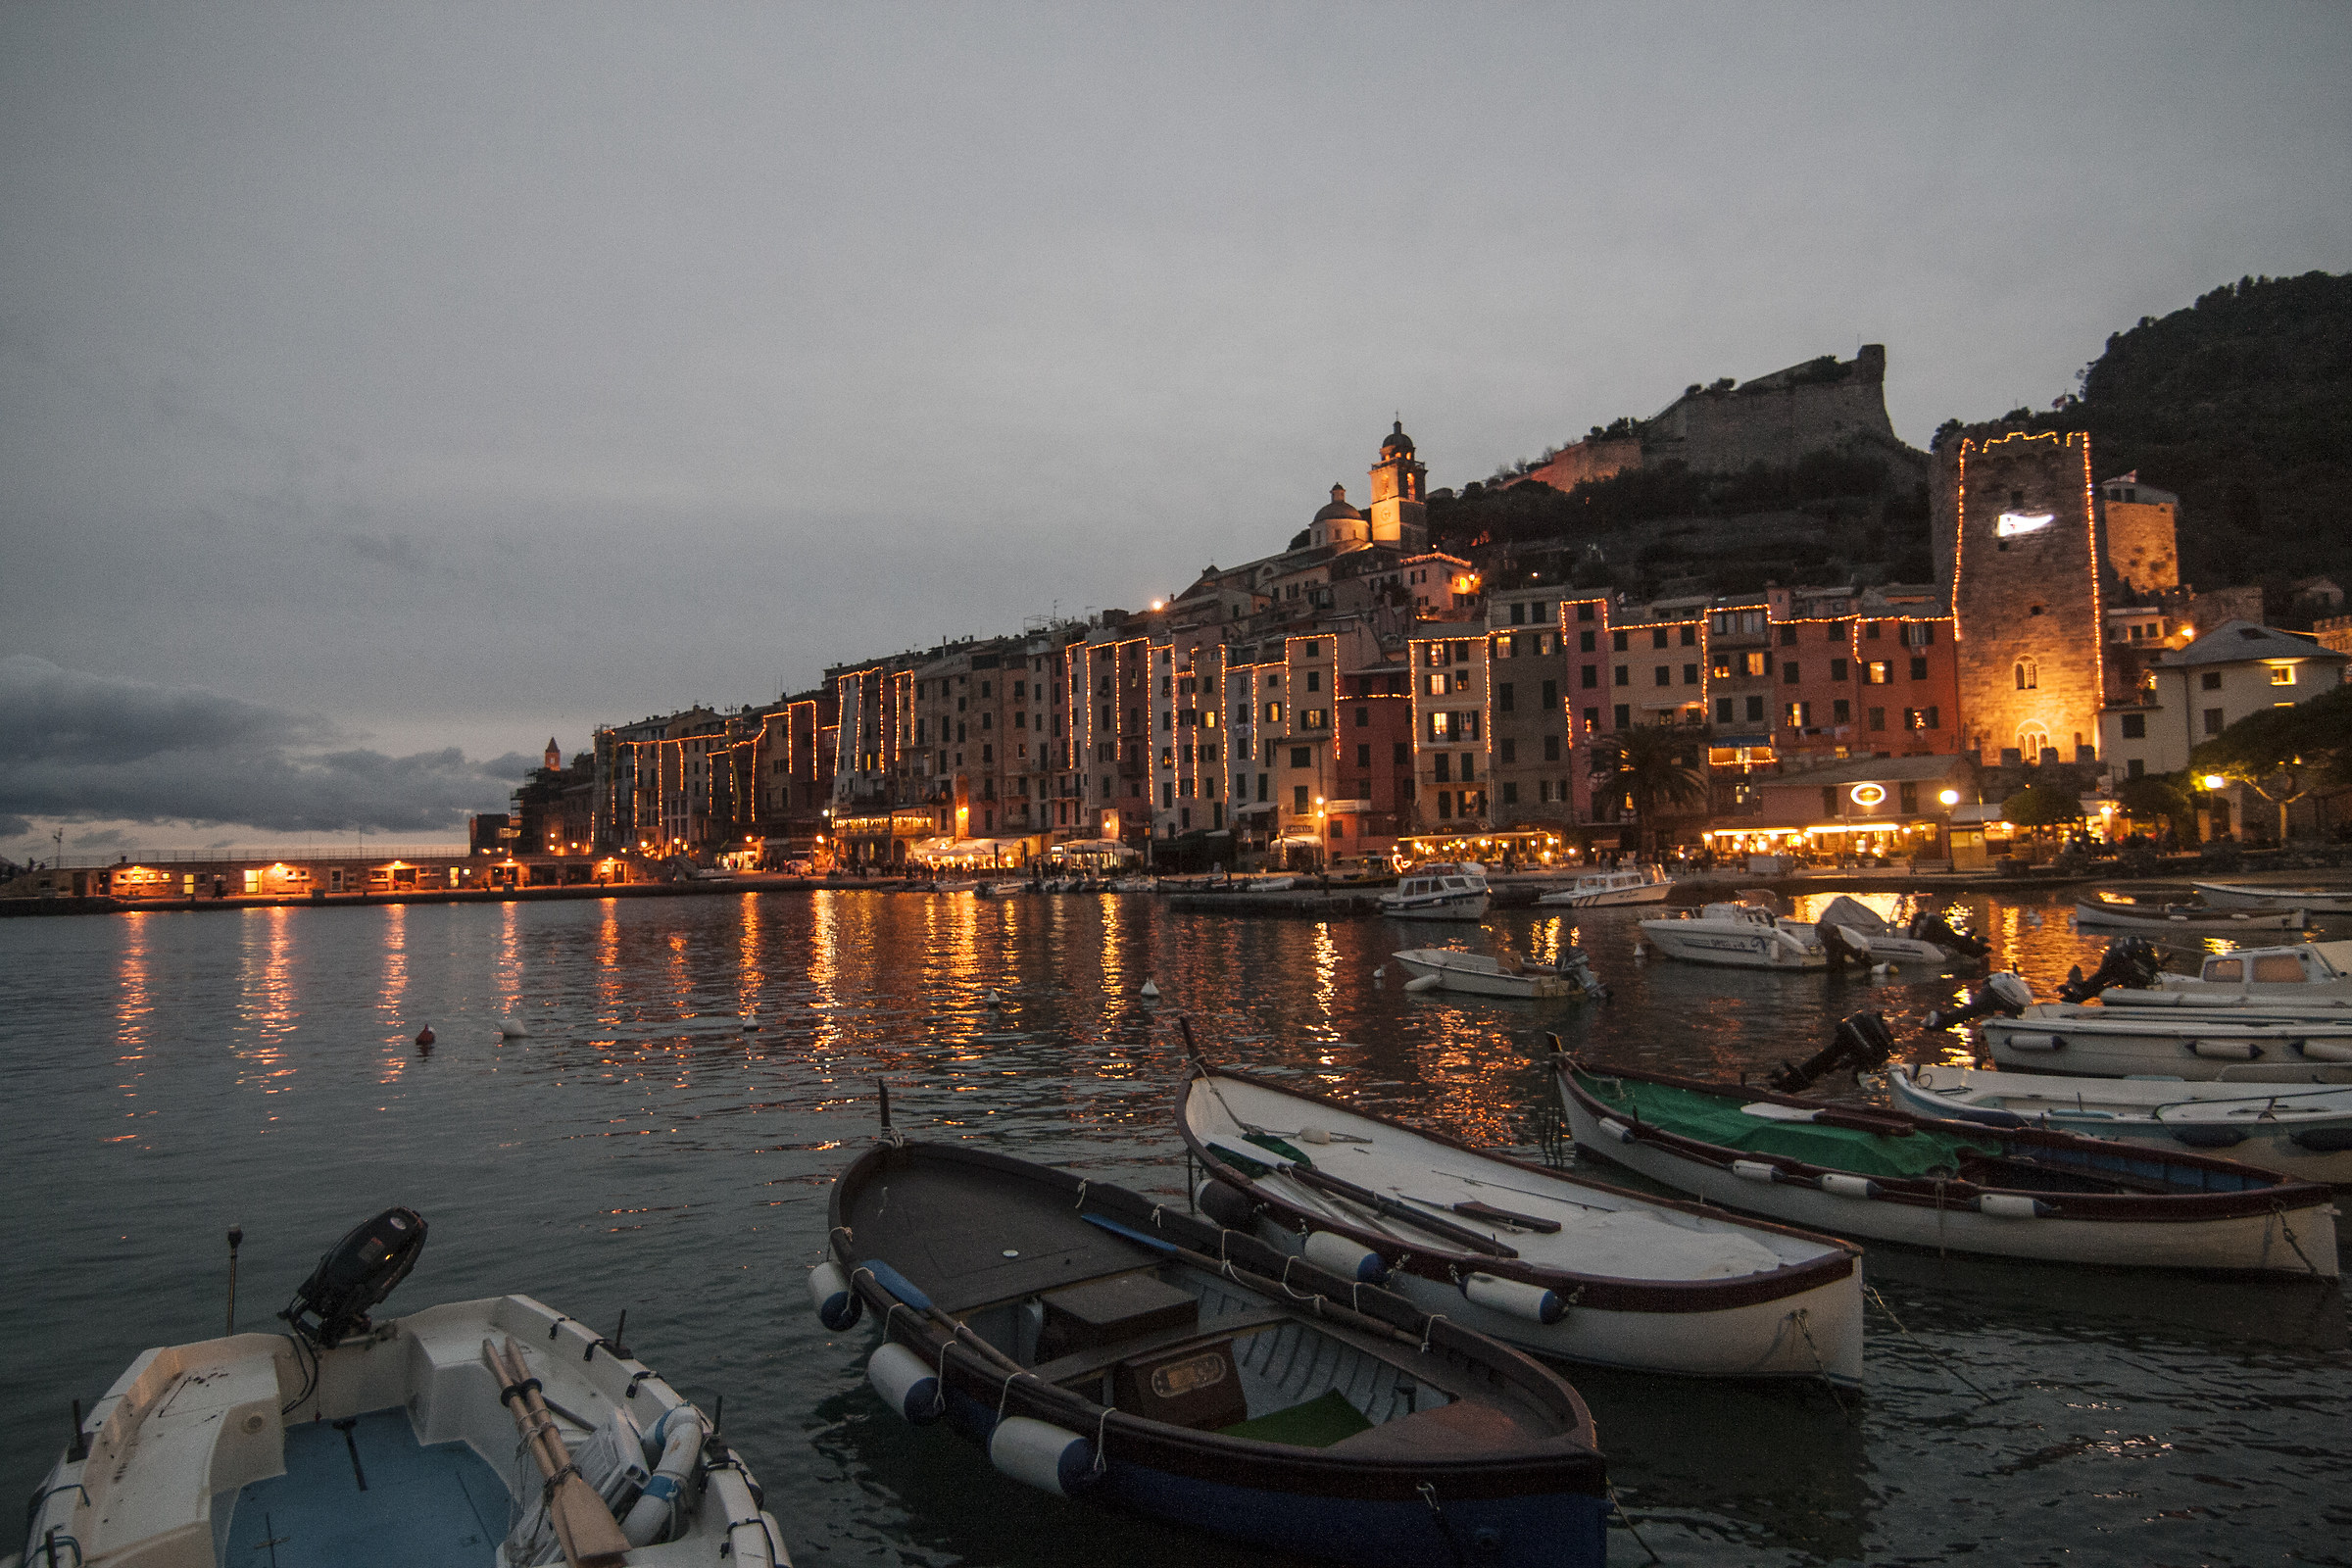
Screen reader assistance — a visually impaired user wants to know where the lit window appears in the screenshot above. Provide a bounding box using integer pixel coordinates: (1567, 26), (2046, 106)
(2271, 665), (2296, 685)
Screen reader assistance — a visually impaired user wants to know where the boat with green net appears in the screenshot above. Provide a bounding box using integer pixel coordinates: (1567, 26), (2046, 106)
(1553, 1056), (2338, 1277)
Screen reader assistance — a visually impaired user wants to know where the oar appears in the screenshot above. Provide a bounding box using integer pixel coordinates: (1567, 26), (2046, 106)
(1204, 1139), (1518, 1257)
(484, 1338), (630, 1568)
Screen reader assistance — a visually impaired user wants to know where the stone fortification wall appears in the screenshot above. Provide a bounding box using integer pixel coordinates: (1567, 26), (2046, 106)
(1523, 434), (1642, 493)
(1642, 345), (1926, 480)
(1940, 426), (2107, 763)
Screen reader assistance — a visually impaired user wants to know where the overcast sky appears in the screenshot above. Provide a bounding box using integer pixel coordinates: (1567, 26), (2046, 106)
(5, 2), (2348, 855)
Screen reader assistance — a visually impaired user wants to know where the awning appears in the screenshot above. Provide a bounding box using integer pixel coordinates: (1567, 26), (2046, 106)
(1235, 801), (1279, 816)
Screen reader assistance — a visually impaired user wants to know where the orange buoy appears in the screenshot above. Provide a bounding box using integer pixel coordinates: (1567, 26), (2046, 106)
(416, 1025), (435, 1048)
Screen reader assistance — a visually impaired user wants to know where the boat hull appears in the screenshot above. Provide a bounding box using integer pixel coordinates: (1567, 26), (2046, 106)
(1379, 893), (1491, 920)
(1556, 1063), (2338, 1277)
(1640, 920), (1825, 969)
(1887, 1066), (2352, 1185)
(2075, 902), (2305, 933)
(2194, 882), (2352, 913)
(1982, 1009), (2352, 1083)
(1390, 951), (1583, 999)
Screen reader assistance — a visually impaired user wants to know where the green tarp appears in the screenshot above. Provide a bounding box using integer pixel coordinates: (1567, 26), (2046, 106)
(1219, 1389), (1373, 1448)
(1579, 1071), (2003, 1180)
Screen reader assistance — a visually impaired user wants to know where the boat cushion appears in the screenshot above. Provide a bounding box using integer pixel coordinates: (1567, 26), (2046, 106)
(1582, 1073), (2003, 1179)
(1218, 1389), (1373, 1448)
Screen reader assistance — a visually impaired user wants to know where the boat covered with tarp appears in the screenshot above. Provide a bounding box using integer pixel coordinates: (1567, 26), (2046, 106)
(1554, 1058), (2338, 1277)
(816, 1136), (1609, 1568)
(1179, 1063), (1865, 1385)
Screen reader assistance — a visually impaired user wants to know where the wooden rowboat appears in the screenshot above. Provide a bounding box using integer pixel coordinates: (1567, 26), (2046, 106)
(817, 1139), (1609, 1568)
(1554, 1058), (2339, 1278)
(1179, 1064), (1865, 1385)
(2074, 900), (2305, 933)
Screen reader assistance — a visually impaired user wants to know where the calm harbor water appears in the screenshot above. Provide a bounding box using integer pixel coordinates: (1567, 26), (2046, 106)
(3, 890), (2345, 1567)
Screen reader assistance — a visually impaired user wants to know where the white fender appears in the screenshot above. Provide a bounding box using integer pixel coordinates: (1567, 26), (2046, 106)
(1978, 1194), (2053, 1219)
(1594, 1117), (1636, 1146)
(1731, 1159), (1782, 1184)
(1819, 1173), (1880, 1200)
(808, 1261), (862, 1331)
(2003, 1033), (2063, 1052)
(1403, 973), (1443, 993)
(2188, 1039), (2261, 1060)
(622, 1406), (704, 1545)
(1461, 1272), (1565, 1326)
(867, 1342), (943, 1425)
(989, 1415), (1097, 1495)
(2298, 1040), (2352, 1062)
(1303, 1230), (1388, 1283)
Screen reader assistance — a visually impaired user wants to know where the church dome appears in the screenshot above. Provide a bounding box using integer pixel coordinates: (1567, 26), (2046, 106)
(1314, 482), (1362, 522)
(1381, 419), (1415, 458)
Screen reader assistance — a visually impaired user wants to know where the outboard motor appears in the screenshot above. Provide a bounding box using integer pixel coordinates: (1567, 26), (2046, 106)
(1563, 946), (1610, 1002)
(2057, 937), (2165, 1004)
(1767, 1012), (1895, 1094)
(281, 1206), (427, 1346)
(1822, 922), (1874, 972)
(1908, 910), (1988, 960)
(1924, 972), (2034, 1032)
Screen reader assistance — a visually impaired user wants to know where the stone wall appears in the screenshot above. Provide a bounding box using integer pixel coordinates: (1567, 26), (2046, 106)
(1940, 427), (2108, 764)
(2103, 499), (2180, 594)
(1642, 345), (1927, 481)
(1523, 434), (1642, 493)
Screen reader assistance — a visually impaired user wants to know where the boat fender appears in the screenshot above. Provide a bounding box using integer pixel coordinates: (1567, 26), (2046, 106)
(1303, 1230), (1388, 1283)
(807, 1261), (862, 1331)
(1731, 1159), (1783, 1185)
(2004, 1033), (2063, 1053)
(866, 1342), (944, 1425)
(1194, 1178), (1259, 1234)
(1819, 1173), (1880, 1200)
(2288, 1125), (2352, 1152)
(2187, 1039), (2262, 1061)
(1461, 1272), (1565, 1326)
(1595, 1116), (1637, 1146)
(1403, 973), (1443, 993)
(2169, 1125), (2248, 1149)
(622, 1407), (705, 1545)
(2295, 1040), (2352, 1063)
(988, 1415), (1098, 1496)
(1977, 1194), (2052, 1219)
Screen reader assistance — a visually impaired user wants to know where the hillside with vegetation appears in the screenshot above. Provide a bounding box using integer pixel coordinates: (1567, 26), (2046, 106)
(2015, 270), (2352, 612)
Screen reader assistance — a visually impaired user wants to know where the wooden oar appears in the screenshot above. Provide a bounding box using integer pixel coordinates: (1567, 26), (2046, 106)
(483, 1338), (631, 1567)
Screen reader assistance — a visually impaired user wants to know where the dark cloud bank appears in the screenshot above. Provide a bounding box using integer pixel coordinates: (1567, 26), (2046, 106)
(0, 656), (532, 839)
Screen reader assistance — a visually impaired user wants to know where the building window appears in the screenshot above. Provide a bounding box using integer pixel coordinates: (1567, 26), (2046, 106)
(1498, 682), (1515, 712)
(1544, 734), (1560, 761)
(1501, 781), (1520, 805)
(2203, 708), (2226, 736)
(1716, 698), (1735, 723)
(1579, 629), (1596, 653)
(1543, 679), (1559, 710)
(1612, 630), (1628, 652)
(1900, 782), (1919, 813)
(1910, 658), (1930, 681)
(1302, 709), (1327, 730)
(1821, 786), (1838, 815)
(1833, 698), (1850, 723)
(1744, 696), (1765, 722)
(1427, 673), (1447, 697)
(1682, 663), (1698, 685)
(1614, 665), (1630, 687)
(1654, 665), (1672, 687)
(1831, 658), (1847, 682)
(1437, 790), (1453, 819)
(1868, 707), (1886, 732)
(1581, 665), (1598, 689)
(1498, 738), (1517, 764)
(1290, 746), (1311, 767)
(1583, 708), (1599, 731)
(2201, 670), (2223, 691)
(1783, 662), (1800, 684)
(1429, 711), (1452, 740)
(2128, 758), (2145, 777)
(2271, 665), (2296, 685)
(1577, 602), (1594, 621)
(1613, 705), (1631, 728)
(2015, 659), (2037, 691)
(2121, 713), (2146, 739)
(1785, 702), (1810, 727)
(1295, 784), (1310, 812)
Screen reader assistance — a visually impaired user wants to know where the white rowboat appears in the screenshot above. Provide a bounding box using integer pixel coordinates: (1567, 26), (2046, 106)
(1886, 1064), (2352, 1185)
(1388, 947), (1605, 1000)
(2192, 881), (2352, 914)
(1981, 1003), (2352, 1082)
(2074, 901), (2305, 933)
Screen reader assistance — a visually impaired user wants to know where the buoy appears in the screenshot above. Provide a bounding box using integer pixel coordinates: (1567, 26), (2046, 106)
(1633, 944), (1646, 963)
(1403, 973), (1443, 993)
(622, 1407), (704, 1545)
(1819, 1173), (1880, 1200)
(741, 1005), (760, 1033)
(807, 1261), (862, 1331)
(1303, 1230), (1388, 1283)
(866, 1342), (943, 1424)
(1870, 962), (1891, 978)
(1461, 1272), (1565, 1326)
(1140, 979), (1160, 1001)
(988, 1415), (1097, 1495)
(1194, 1179), (1258, 1232)
(1372, 966), (1385, 980)
(498, 1016), (530, 1039)
(983, 988), (1004, 1007)
(1595, 1116), (1637, 1145)
(415, 1025), (435, 1048)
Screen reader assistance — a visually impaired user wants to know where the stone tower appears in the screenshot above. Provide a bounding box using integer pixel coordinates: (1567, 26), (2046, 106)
(1367, 420), (1428, 553)
(545, 736), (563, 771)
(1937, 428), (2105, 764)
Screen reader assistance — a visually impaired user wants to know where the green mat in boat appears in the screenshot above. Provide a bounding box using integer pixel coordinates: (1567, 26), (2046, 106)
(1579, 1070), (2003, 1179)
(1218, 1389), (1374, 1447)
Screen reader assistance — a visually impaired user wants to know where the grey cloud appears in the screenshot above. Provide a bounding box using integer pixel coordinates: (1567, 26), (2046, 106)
(338, 531), (452, 577)
(0, 813), (29, 839)
(0, 658), (521, 834)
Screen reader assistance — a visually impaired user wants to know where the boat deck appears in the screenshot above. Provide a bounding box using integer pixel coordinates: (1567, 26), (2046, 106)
(223, 1408), (506, 1568)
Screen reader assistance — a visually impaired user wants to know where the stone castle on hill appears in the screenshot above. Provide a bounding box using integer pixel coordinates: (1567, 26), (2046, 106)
(1520, 344), (1930, 493)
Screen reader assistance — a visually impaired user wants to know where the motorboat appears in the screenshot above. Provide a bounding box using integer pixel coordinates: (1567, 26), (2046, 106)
(1388, 946), (1606, 1001)
(2099, 940), (2352, 1007)
(1792, 896), (1985, 967)
(1930, 969), (2352, 1083)
(2193, 881), (2352, 914)
(1639, 897), (1826, 970)
(1376, 862), (1491, 921)
(1179, 1065), (1865, 1384)
(2074, 899), (2305, 934)
(1554, 1058), (2338, 1276)
(1886, 1064), (2352, 1185)
(816, 1135), (1611, 1568)
(19, 1208), (781, 1568)
(1534, 865), (1673, 908)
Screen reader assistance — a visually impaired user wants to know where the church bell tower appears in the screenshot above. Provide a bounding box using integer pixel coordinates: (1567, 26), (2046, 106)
(1367, 420), (1428, 553)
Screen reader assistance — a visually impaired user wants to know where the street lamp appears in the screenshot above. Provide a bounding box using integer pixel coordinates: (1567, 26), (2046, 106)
(1938, 789), (1960, 807)
(2201, 774), (2227, 791)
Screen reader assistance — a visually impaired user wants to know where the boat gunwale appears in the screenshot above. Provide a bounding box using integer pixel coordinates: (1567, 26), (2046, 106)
(1556, 1057), (2337, 1223)
(824, 1139), (1607, 1501)
(1177, 1064), (1862, 1314)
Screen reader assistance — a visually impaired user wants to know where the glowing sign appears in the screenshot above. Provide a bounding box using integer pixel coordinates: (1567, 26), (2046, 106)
(1995, 511), (2053, 538)
(1849, 783), (1887, 808)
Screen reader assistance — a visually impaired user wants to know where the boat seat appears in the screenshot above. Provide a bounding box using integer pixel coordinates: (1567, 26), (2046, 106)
(1329, 1396), (1539, 1458)
(1028, 1306), (1292, 1390)
(84, 1343), (287, 1562)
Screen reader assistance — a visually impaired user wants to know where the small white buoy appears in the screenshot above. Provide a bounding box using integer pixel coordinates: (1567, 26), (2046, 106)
(983, 988), (1004, 1007)
(1633, 944), (1647, 963)
(1140, 979), (1160, 1001)
(1870, 962), (1891, 978)
(1372, 966), (1385, 980)
(498, 1016), (530, 1039)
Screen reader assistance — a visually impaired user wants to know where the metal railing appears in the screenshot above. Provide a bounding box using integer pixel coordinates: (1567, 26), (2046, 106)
(25, 845), (470, 869)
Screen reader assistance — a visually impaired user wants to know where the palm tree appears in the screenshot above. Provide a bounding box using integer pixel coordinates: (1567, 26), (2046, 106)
(1594, 725), (1710, 858)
